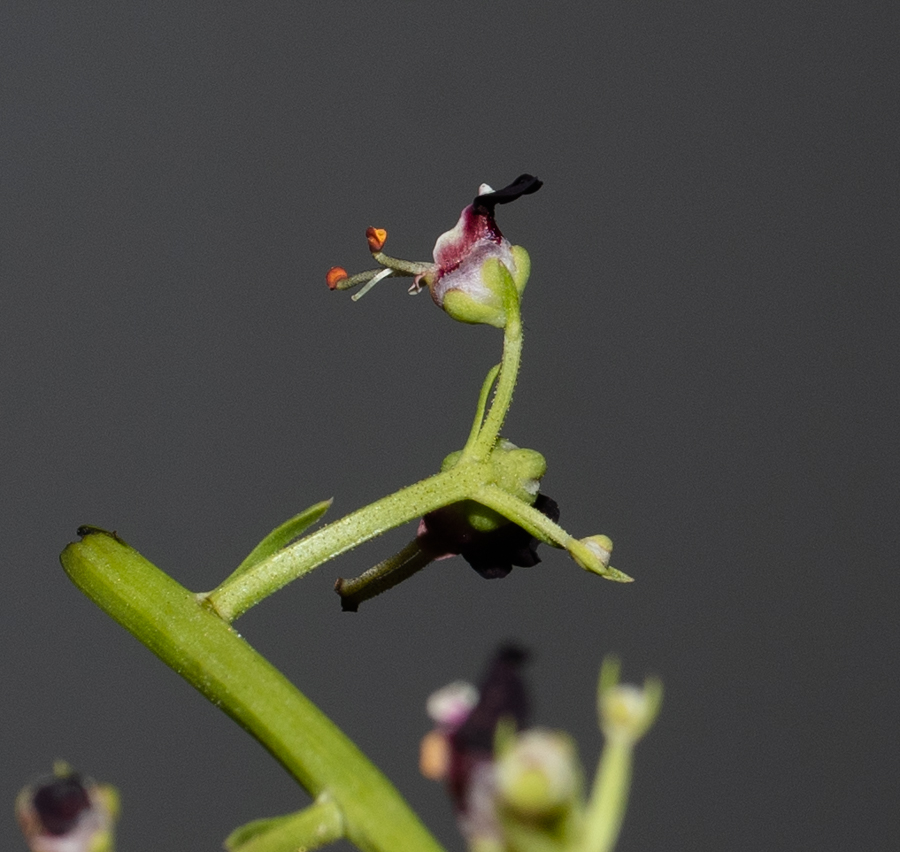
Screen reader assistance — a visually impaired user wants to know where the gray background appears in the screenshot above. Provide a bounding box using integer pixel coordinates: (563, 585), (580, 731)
(2, 3), (898, 850)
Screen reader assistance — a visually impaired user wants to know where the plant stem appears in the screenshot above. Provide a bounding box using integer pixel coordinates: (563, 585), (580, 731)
(583, 739), (633, 852)
(473, 484), (574, 548)
(205, 465), (482, 622)
(225, 797), (344, 852)
(462, 364), (501, 452)
(61, 529), (447, 852)
(465, 288), (523, 461)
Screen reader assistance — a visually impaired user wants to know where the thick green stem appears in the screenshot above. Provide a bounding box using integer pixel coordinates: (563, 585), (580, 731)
(61, 530), (447, 852)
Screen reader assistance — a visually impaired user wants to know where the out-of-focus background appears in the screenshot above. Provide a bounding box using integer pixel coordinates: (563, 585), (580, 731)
(3, 3), (897, 850)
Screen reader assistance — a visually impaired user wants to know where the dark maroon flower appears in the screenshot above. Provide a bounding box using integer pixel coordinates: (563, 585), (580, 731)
(450, 645), (531, 757)
(447, 645), (530, 813)
(418, 494), (560, 579)
(426, 644), (532, 844)
(16, 766), (117, 852)
(32, 774), (91, 836)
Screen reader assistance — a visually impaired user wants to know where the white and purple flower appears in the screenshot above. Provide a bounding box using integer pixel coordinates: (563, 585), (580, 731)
(327, 174), (542, 327)
(16, 767), (117, 852)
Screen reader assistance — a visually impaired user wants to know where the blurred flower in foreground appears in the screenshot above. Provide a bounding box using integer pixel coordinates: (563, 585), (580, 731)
(422, 650), (662, 852)
(421, 644), (531, 847)
(495, 728), (583, 831)
(16, 763), (118, 852)
(327, 174), (542, 327)
(596, 657), (663, 746)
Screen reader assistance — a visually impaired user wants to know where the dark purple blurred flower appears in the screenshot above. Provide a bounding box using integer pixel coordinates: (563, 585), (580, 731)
(421, 644), (530, 846)
(448, 644), (531, 804)
(418, 494), (560, 578)
(16, 767), (117, 852)
(32, 774), (91, 836)
(421, 645), (531, 845)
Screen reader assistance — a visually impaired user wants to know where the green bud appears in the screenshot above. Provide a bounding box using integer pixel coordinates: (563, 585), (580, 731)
(496, 729), (583, 819)
(597, 658), (663, 745)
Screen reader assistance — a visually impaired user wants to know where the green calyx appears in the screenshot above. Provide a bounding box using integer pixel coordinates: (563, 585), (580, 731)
(442, 288), (507, 327)
(440, 440), (547, 533)
(441, 247), (532, 328)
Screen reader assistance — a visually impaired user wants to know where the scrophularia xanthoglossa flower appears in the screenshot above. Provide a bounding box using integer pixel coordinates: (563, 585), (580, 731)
(421, 645), (587, 850)
(417, 493), (560, 579)
(421, 645), (532, 846)
(16, 765), (118, 852)
(327, 174), (542, 327)
(326, 174), (631, 612)
(422, 650), (662, 850)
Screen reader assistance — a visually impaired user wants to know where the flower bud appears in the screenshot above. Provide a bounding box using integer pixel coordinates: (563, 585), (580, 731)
(597, 658), (663, 745)
(495, 729), (582, 819)
(568, 535), (634, 582)
(581, 535), (613, 568)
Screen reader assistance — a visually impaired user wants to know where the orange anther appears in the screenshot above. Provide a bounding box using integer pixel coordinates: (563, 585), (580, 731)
(326, 266), (349, 290)
(419, 730), (450, 780)
(366, 227), (388, 253)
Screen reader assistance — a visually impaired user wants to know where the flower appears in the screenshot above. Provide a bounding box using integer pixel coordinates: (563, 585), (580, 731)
(495, 728), (583, 820)
(326, 174), (542, 327)
(421, 645), (532, 847)
(597, 657), (664, 746)
(422, 174), (542, 326)
(334, 493), (558, 611)
(16, 766), (118, 852)
(418, 493), (560, 579)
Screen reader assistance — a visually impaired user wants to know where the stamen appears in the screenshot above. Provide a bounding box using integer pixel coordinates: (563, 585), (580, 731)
(351, 267), (394, 301)
(326, 267), (349, 290)
(371, 252), (434, 277)
(366, 227), (388, 253)
(327, 268), (390, 292)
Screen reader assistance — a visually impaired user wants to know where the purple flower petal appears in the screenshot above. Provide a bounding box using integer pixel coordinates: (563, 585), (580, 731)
(419, 494), (560, 579)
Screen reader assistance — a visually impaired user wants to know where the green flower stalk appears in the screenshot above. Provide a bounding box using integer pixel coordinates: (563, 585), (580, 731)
(583, 659), (663, 852)
(205, 176), (629, 616)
